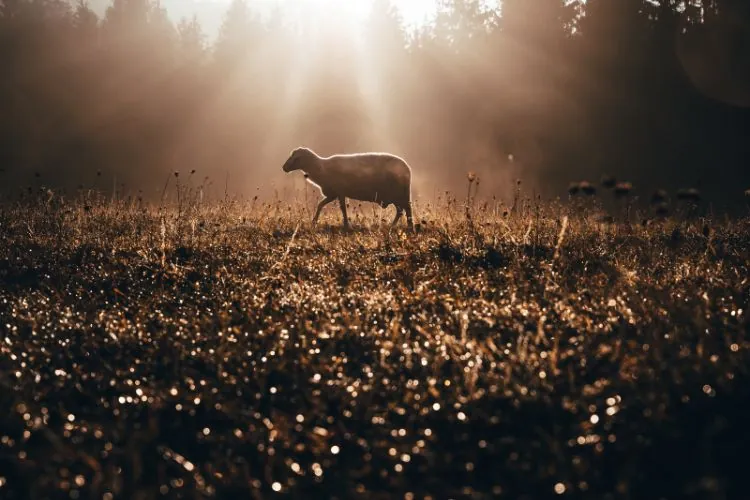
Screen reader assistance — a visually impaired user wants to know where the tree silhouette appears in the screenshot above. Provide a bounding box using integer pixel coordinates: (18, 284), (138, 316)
(214, 0), (257, 70)
(177, 15), (205, 62)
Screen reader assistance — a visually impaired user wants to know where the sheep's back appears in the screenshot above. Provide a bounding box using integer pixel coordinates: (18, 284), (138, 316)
(323, 153), (411, 204)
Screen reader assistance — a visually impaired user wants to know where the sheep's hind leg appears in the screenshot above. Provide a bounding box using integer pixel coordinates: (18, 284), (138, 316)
(338, 197), (351, 230)
(312, 196), (336, 226)
(390, 207), (404, 227)
(405, 204), (414, 231)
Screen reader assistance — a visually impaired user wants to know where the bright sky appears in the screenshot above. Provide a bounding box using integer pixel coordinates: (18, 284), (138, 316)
(121, 0), (501, 37)
(208, 0), (497, 28)
(256, 0), (441, 29)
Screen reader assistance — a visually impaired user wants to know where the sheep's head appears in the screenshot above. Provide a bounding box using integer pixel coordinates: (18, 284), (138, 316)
(282, 147), (315, 173)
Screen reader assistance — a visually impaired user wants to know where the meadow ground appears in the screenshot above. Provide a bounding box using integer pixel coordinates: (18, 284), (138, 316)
(1, 193), (749, 499)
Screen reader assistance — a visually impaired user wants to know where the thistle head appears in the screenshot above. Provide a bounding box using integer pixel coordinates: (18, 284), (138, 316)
(651, 189), (668, 205)
(614, 182), (633, 198)
(601, 175), (616, 189)
(579, 181), (596, 196)
(676, 188), (701, 203)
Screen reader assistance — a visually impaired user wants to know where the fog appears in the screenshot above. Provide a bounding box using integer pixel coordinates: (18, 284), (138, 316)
(1, 0), (749, 212)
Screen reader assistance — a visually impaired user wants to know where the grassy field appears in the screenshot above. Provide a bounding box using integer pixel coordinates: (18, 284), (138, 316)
(1, 192), (749, 499)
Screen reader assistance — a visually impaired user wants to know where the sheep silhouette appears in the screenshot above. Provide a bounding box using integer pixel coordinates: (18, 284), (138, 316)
(282, 147), (414, 230)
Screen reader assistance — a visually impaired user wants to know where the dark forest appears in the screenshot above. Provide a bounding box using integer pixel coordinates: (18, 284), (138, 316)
(1, 0), (749, 209)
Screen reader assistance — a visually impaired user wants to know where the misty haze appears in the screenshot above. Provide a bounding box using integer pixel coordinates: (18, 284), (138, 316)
(1, 1), (750, 499)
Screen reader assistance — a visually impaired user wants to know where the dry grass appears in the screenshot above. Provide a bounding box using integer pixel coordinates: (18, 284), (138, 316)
(0, 193), (749, 499)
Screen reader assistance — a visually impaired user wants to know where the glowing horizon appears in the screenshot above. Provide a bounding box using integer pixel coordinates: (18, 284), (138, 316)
(152, 0), (501, 34)
(220, 0), (441, 30)
(84, 0), (503, 42)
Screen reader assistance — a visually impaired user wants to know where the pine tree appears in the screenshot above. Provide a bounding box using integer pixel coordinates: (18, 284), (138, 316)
(73, 0), (99, 43)
(178, 14), (205, 62)
(214, 0), (254, 67)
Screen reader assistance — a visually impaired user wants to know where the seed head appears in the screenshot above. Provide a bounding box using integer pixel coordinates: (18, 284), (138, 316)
(676, 188), (700, 203)
(614, 182), (633, 198)
(174, 171), (180, 178)
(579, 181), (596, 196)
(601, 175), (616, 189)
(467, 171), (477, 183)
(651, 189), (668, 204)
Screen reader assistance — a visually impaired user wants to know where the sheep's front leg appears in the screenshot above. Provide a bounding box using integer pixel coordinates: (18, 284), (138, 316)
(338, 197), (351, 230)
(312, 196), (336, 225)
(390, 207), (404, 227)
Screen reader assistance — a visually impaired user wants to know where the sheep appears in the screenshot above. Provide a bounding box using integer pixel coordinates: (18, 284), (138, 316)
(282, 147), (414, 230)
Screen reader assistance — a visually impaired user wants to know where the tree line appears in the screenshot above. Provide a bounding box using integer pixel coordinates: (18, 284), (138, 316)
(0, 0), (748, 210)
